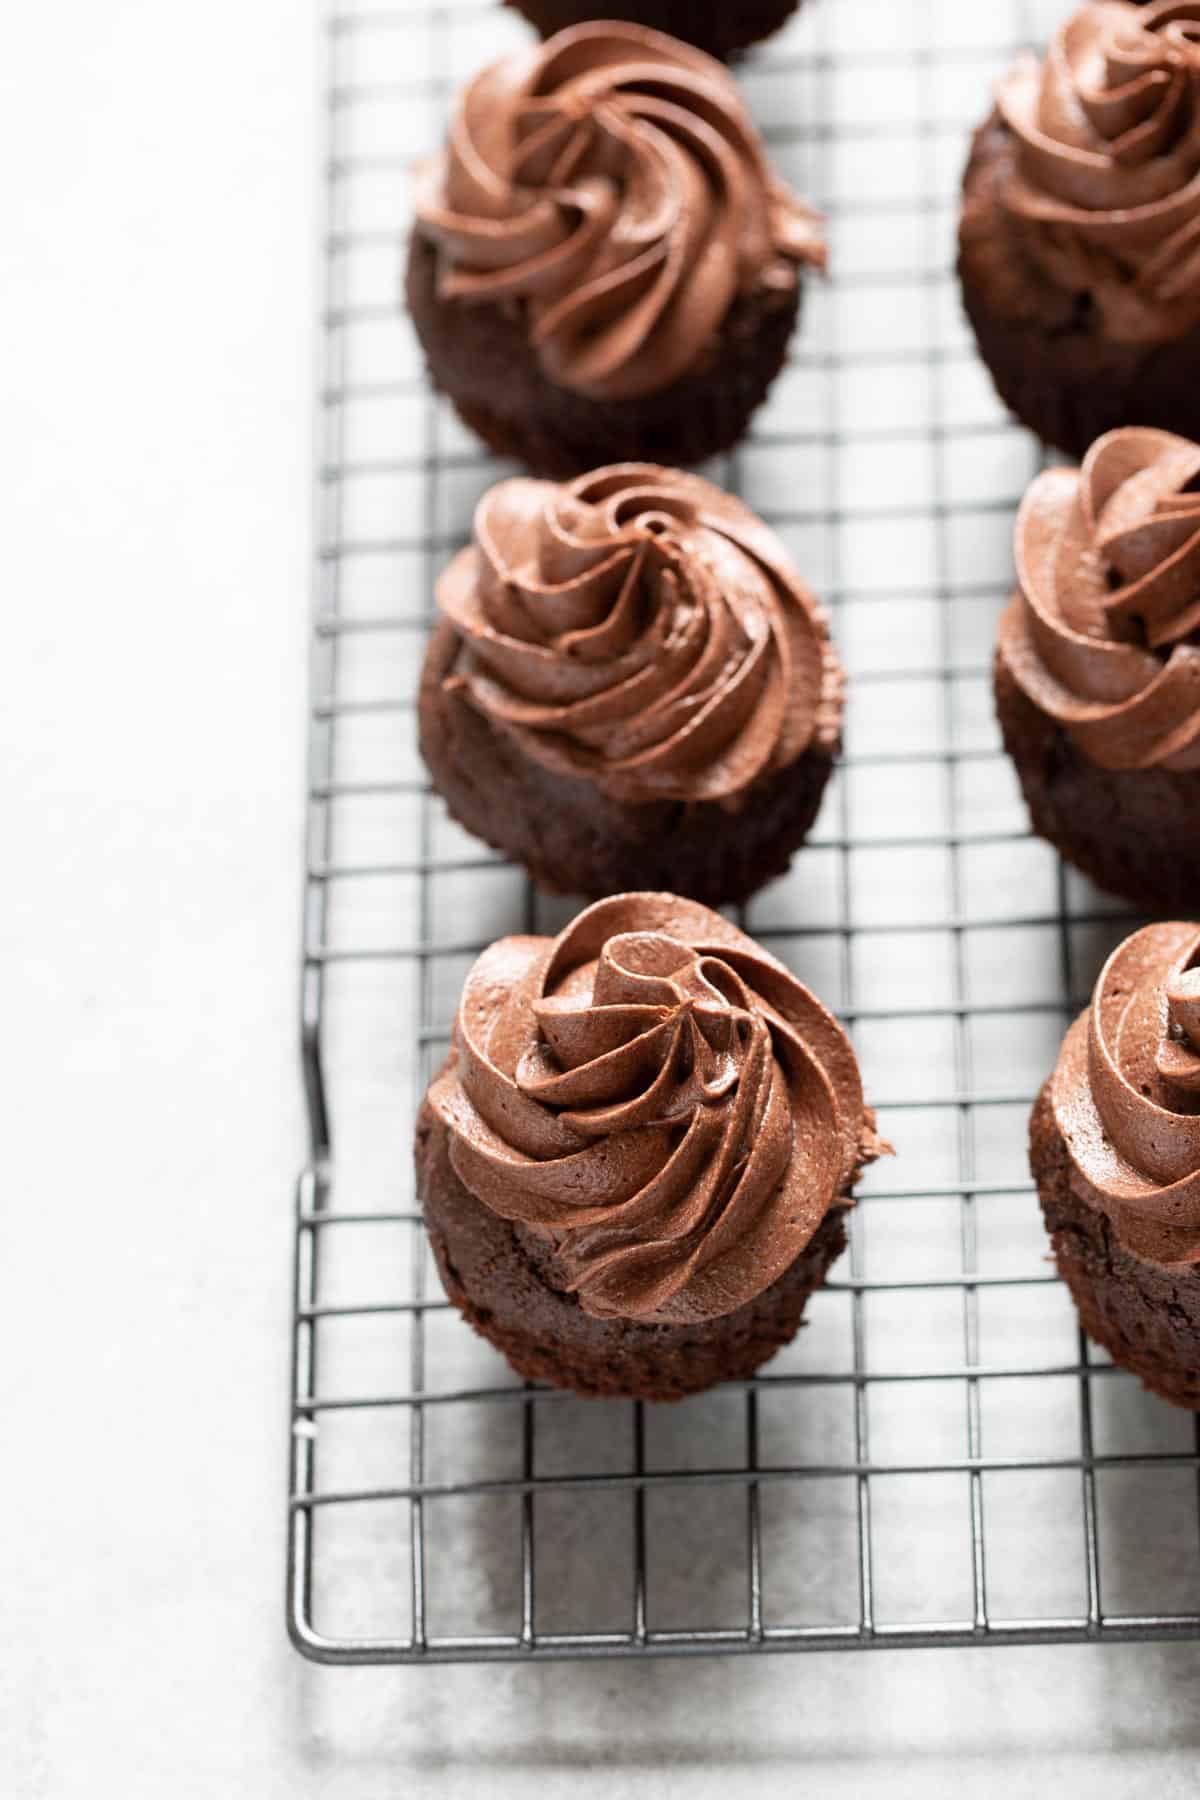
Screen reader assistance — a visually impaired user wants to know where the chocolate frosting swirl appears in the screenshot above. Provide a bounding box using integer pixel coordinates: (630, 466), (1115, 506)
(997, 427), (1200, 770)
(996, 1), (1200, 342)
(1050, 921), (1200, 1267)
(437, 463), (842, 805)
(428, 894), (878, 1325)
(412, 22), (825, 400)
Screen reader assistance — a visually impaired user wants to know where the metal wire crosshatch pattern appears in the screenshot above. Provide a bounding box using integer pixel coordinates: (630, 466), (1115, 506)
(290, 0), (1200, 1663)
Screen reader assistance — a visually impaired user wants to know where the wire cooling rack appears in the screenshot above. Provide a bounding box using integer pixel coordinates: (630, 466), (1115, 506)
(289, 0), (1200, 1662)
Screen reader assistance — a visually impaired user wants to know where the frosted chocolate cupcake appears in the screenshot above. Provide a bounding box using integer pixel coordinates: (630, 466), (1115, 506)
(419, 463), (843, 904)
(959, 2), (1200, 458)
(995, 428), (1200, 912)
(503, 0), (802, 62)
(1032, 921), (1200, 1408)
(406, 23), (825, 476)
(417, 893), (883, 1400)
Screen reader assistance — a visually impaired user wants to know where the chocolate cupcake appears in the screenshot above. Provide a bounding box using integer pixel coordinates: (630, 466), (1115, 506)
(418, 893), (883, 1401)
(407, 23), (825, 477)
(420, 463), (843, 905)
(503, 0), (802, 62)
(1032, 921), (1200, 1408)
(959, 2), (1200, 459)
(995, 428), (1200, 913)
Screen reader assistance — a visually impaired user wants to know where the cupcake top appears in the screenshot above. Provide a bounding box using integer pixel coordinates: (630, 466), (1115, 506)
(1050, 921), (1200, 1267)
(412, 22), (825, 401)
(428, 894), (880, 1325)
(996, 427), (1200, 771)
(436, 463), (843, 805)
(994, 0), (1200, 343)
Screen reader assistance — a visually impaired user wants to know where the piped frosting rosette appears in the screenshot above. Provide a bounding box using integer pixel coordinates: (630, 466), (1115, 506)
(436, 463), (842, 806)
(429, 895), (878, 1325)
(997, 1), (1200, 341)
(1051, 921), (1200, 1267)
(997, 427), (1200, 771)
(413, 22), (825, 400)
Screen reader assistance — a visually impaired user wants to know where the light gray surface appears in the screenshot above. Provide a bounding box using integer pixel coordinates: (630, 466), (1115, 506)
(4, 1), (1200, 1794)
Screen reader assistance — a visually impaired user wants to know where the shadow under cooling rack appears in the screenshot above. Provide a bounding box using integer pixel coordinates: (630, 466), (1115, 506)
(288, 0), (1200, 1662)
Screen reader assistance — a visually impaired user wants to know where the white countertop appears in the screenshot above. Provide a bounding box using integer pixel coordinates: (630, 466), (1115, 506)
(4, 2), (1200, 1794)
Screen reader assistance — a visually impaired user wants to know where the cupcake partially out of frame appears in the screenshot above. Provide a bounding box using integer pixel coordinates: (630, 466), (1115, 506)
(959, 2), (1200, 459)
(406, 22), (825, 477)
(995, 428), (1200, 913)
(503, 0), (802, 62)
(1032, 921), (1200, 1408)
(419, 463), (844, 906)
(417, 893), (884, 1401)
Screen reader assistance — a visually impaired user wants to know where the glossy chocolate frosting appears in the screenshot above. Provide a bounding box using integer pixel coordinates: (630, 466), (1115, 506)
(436, 463), (842, 807)
(996, 1), (1200, 343)
(1050, 921), (1200, 1267)
(997, 427), (1200, 770)
(428, 894), (879, 1325)
(412, 22), (825, 401)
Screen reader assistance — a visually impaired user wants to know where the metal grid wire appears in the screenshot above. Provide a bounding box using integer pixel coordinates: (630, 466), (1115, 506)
(289, 0), (1200, 1662)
